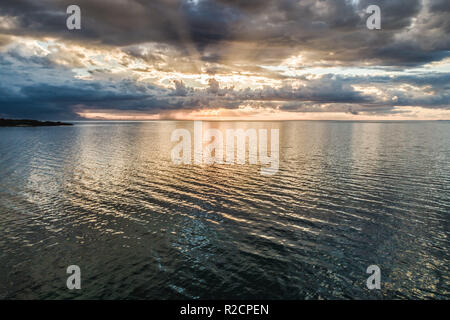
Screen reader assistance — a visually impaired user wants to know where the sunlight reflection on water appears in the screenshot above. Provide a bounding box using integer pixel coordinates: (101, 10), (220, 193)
(0, 121), (449, 299)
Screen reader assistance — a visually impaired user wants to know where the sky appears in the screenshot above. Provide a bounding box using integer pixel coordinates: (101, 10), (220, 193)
(0, 0), (449, 120)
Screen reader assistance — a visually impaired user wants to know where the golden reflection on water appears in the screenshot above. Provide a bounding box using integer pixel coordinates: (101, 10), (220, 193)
(1, 121), (449, 299)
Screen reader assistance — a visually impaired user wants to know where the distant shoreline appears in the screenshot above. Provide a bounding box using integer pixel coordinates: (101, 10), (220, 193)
(0, 119), (73, 127)
(68, 119), (449, 123)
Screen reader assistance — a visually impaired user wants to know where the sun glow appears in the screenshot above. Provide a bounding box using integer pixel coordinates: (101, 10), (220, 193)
(76, 106), (450, 121)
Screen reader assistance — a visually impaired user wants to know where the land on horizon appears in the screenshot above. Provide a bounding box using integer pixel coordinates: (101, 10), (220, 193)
(0, 119), (73, 127)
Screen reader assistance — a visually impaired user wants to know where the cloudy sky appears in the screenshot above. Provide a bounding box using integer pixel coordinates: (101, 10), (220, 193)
(0, 0), (449, 120)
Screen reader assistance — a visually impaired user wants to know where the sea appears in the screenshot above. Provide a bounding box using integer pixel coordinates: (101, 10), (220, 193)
(0, 121), (448, 299)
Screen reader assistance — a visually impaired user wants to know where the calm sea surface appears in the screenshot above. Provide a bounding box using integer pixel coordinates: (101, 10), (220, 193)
(0, 121), (449, 299)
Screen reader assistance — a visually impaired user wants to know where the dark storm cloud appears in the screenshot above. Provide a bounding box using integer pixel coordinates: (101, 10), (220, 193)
(1, 0), (449, 65)
(0, 48), (170, 119)
(430, 0), (450, 12)
(1, 46), (446, 120)
(0, 80), (154, 120)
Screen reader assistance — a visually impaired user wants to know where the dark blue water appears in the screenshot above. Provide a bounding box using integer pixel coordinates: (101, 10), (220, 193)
(0, 121), (449, 299)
